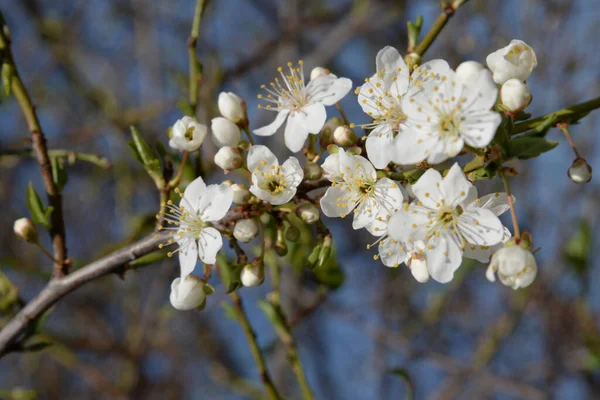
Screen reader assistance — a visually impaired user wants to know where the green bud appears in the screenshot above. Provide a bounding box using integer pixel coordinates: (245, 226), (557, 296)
(320, 117), (342, 148)
(327, 144), (340, 154)
(238, 139), (251, 151)
(318, 234), (332, 267)
(297, 204), (320, 224)
(286, 226), (301, 242)
(304, 162), (322, 180)
(346, 146), (362, 156)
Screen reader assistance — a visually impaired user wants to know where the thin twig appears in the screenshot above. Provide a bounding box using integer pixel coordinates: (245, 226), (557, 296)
(188, 0), (208, 114)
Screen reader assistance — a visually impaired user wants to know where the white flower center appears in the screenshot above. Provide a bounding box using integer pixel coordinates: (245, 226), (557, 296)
(437, 113), (461, 139)
(257, 61), (308, 112)
(358, 70), (407, 134)
(256, 161), (288, 195)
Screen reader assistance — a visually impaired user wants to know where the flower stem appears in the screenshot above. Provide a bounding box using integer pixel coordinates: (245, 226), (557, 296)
(499, 169), (521, 240)
(188, 0), (208, 114)
(243, 126), (256, 145)
(167, 151), (189, 190)
(335, 102), (350, 126)
(36, 243), (64, 266)
(229, 292), (282, 400)
(557, 123), (582, 159)
(513, 96), (600, 134)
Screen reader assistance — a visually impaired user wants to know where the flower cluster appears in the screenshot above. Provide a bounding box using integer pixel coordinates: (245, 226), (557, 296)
(153, 38), (564, 311)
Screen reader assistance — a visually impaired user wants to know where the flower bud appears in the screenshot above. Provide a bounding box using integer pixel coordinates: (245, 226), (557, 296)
(568, 158), (592, 184)
(318, 234), (332, 267)
(333, 125), (358, 146)
(169, 275), (206, 310)
(233, 218), (259, 243)
(304, 162), (322, 180)
(486, 39), (537, 84)
(500, 79), (532, 112)
(169, 116), (207, 152)
(14, 218), (38, 243)
(486, 245), (537, 290)
(408, 257), (429, 283)
(455, 61), (484, 85)
(214, 146), (243, 171)
(320, 117), (342, 148)
(241, 261), (264, 287)
(218, 92), (246, 124)
(275, 228), (288, 256)
(297, 204), (320, 224)
(211, 117), (242, 147)
(310, 66), (330, 81)
(231, 183), (251, 204)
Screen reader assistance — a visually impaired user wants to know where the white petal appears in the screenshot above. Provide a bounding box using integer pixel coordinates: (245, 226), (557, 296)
(425, 234), (463, 283)
(387, 205), (430, 242)
(365, 214), (389, 236)
(458, 208), (504, 246)
(197, 227), (223, 264)
(465, 69), (498, 111)
(366, 125), (394, 169)
(254, 111), (288, 137)
(182, 176), (207, 210)
(441, 163), (471, 207)
(379, 239), (407, 267)
(322, 152), (341, 181)
(247, 145), (278, 173)
(407, 59), (451, 97)
(426, 137), (464, 165)
(282, 157), (304, 188)
(352, 196), (378, 230)
(307, 75), (353, 106)
(320, 186), (357, 218)
(460, 110), (501, 148)
(178, 239), (198, 276)
(357, 75), (387, 118)
(375, 46), (409, 88)
(285, 103), (326, 152)
(338, 149), (376, 181)
(271, 188), (296, 205)
(373, 178), (404, 214)
(472, 193), (511, 216)
(389, 128), (436, 165)
(411, 168), (444, 209)
(197, 184), (233, 221)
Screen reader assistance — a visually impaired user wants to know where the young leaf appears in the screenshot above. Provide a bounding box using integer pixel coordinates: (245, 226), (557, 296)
(26, 183), (51, 229)
(51, 157), (68, 191)
(216, 254), (241, 293)
(506, 137), (558, 159)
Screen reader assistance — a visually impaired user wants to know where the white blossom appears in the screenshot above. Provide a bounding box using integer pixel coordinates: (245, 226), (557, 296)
(234, 219), (259, 243)
(218, 92), (246, 124)
(241, 263), (264, 287)
(320, 148), (404, 230)
(211, 117), (242, 147)
(388, 164), (506, 283)
(356, 46), (450, 168)
(399, 67), (501, 164)
(455, 61), (484, 85)
(500, 79), (532, 112)
(14, 218), (37, 243)
(169, 116), (207, 152)
(486, 39), (537, 84)
(247, 145), (303, 205)
(170, 275), (206, 310)
(310, 66), (330, 81)
(214, 146), (243, 171)
(377, 238), (429, 283)
(254, 61), (352, 153)
(486, 245), (537, 290)
(159, 177), (233, 276)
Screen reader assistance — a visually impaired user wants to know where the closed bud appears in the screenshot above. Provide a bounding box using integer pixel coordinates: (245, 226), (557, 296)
(241, 260), (264, 287)
(486, 245), (537, 290)
(320, 117), (342, 148)
(500, 79), (532, 112)
(275, 240), (288, 256)
(455, 61), (485, 85)
(327, 144), (340, 154)
(318, 234), (332, 267)
(333, 125), (358, 146)
(568, 158), (592, 184)
(346, 146), (362, 155)
(218, 92), (247, 124)
(304, 162), (322, 180)
(214, 146), (243, 171)
(169, 116), (207, 152)
(231, 183), (251, 204)
(14, 218), (37, 243)
(297, 204), (320, 224)
(408, 256), (429, 283)
(211, 117), (242, 147)
(310, 66), (330, 81)
(233, 218), (259, 243)
(286, 226), (301, 242)
(169, 275), (206, 310)
(238, 140), (251, 151)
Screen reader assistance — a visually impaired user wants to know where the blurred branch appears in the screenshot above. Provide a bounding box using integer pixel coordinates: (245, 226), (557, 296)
(188, 0), (209, 114)
(0, 14), (68, 277)
(1, 148), (111, 169)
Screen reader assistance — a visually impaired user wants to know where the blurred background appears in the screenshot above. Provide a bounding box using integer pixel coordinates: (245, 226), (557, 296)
(1, 0), (600, 399)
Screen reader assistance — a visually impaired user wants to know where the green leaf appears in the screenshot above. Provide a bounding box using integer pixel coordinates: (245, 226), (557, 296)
(216, 254), (241, 293)
(155, 140), (167, 159)
(203, 283), (215, 296)
(221, 301), (239, 322)
(388, 367), (415, 400)
(18, 341), (53, 353)
(128, 250), (168, 269)
(564, 219), (592, 276)
(402, 168), (425, 184)
(2, 63), (13, 96)
(130, 126), (165, 188)
(177, 100), (195, 117)
(127, 141), (143, 164)
(50, 157), (67, 191)
(506, 137), (558, 159)
(26, 183), (51, 229)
